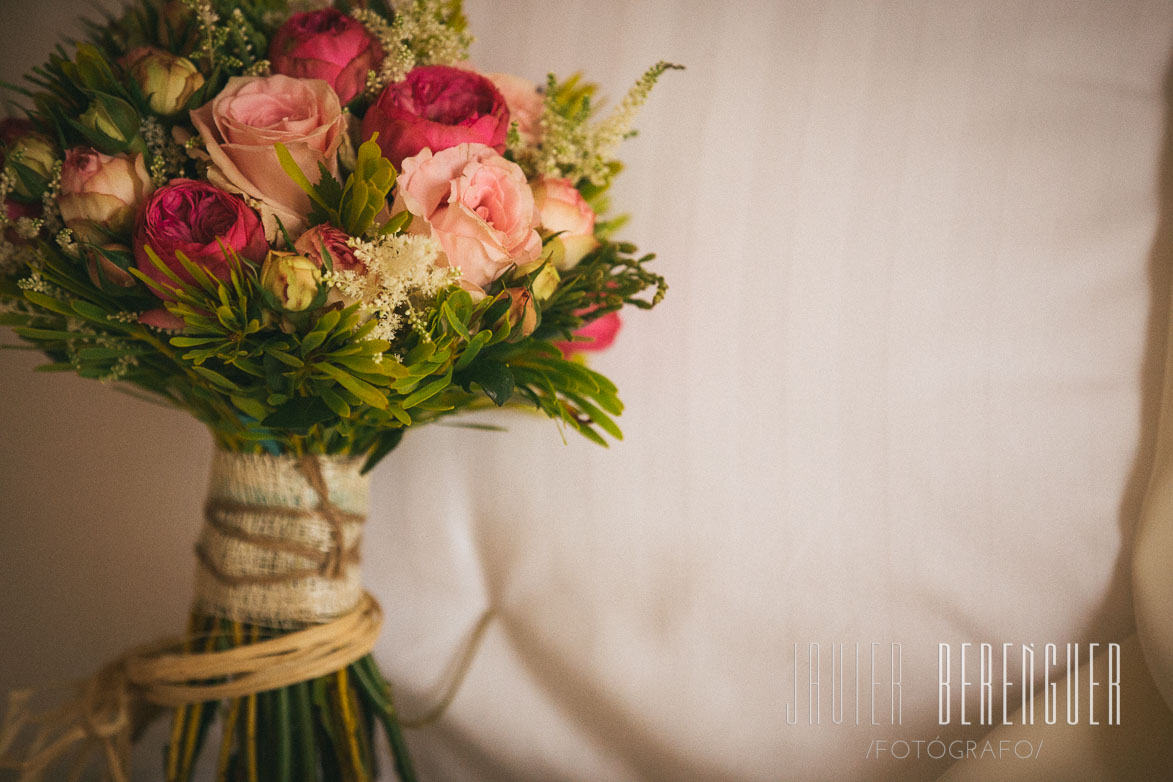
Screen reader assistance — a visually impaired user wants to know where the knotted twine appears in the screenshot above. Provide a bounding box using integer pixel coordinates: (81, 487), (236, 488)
(0, 451), (380, 782)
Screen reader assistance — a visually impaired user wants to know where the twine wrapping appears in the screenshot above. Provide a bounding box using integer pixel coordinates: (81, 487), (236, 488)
(194, 450), (369, 626)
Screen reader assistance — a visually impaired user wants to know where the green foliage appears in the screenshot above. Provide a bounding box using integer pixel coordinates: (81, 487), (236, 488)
(276, 136), (397, 238)
(535, 239), (667, 344)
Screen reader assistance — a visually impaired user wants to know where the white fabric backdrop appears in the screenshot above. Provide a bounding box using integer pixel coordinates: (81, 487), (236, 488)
(1, 1), (1172, 779)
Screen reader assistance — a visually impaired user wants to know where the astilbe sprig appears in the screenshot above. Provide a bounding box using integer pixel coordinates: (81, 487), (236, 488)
(353, 0), (472, 97)
(519, 61), (684, 187)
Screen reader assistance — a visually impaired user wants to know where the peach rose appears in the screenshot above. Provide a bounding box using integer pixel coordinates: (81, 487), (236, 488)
(58, 147), (154, 242)
(190, 75), (346, 237)
(486, 72), (542, 146)
(533, 176), (599, 270)
(396, 143), (541, 288)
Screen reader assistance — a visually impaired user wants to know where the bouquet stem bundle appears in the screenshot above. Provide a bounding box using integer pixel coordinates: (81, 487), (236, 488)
(164, 624), (414, 782)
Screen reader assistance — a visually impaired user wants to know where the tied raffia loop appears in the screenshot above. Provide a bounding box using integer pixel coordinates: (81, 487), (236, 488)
(194, 451), (369, 626)
(0, 593), (383, 782)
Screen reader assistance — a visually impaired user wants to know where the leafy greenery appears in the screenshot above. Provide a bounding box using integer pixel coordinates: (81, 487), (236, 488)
(275, 135), (399, 238)
(3, 228), (643, 472)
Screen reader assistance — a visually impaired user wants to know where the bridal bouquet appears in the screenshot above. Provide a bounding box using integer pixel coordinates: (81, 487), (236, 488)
(0, 0), (675, 779)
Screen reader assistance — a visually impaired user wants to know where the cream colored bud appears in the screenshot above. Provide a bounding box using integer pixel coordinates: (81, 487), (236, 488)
(3, 134), (57, 199)
(261, 251), (322, 312)
(124, 48), (204, 116)
(531, 263), (560, 302)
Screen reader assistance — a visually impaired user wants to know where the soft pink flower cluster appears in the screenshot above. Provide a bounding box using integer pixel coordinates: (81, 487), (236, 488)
(30, 8), (613, 350)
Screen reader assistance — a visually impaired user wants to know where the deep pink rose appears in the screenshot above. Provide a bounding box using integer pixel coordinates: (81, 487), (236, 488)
(0, 118), (33, 148)
(293, 224), (363, 272)
(556, 311), (622, 355)
(269, 9), (383, 105)
(362, 65), (509, 168)
(396, 143), (541, 288)
(190, 75), (346, 236)
(135, 179), (267, 297)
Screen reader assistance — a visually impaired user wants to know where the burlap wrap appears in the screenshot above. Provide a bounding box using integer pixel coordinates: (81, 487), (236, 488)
(195, 450), (369, 626)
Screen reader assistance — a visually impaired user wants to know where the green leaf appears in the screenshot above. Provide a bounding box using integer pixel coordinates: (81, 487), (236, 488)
(301, 309), (341, 354)
(261, 396), (334, 429)
(264, 347), (305, 368)
(332, 355), (391, 375)
(401, 368), (453, 409)
(22, 290), (74, 318)
(379, 210), (412, 235)
(171, 336), (221, 347)
(453, 331), (490, 371)
(360, 428), (404, 475)
(442, 301), (470, 341)
(566, 392), (623, 440)
(274, 142), (334, 215)
(318, 363), (388, 409)
(319, 387), (351, 418)
(230, 394), (268, 421)
(463, 360), (514, 406)
(191, 365), (238, 390)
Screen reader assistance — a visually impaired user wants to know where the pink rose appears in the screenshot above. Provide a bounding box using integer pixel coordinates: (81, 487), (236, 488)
(486, 72), (542, 145)
(293, 224), (363, 272)
(362, 65), (510, 168)
(396, 143), (541, 288)
(135, 179), (267, 297)
(556, 311), (622, 355)
(533, 176), (599, 270)
(58, 147), (154, 242)
(190, 75), (346, 235)
(269, 9), (383, 105)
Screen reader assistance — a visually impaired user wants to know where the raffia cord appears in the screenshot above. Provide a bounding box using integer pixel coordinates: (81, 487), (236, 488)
(0, 593), (382, 782)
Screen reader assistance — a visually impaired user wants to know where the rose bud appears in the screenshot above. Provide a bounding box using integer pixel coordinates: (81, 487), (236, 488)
(269, 9), (384, 105)
(533, 176), (599, 271)
(293, 224), (363, 273)
(3, 134), (57, 201)
(362, 65), (510, 168)
(261, 250), (323, 312)
(555, 310), (622, 356)
(505, 287), (538, 339)
(84, 243), (137, 289)
(531, 263), (560, 302)
(135, 179), (267, 298)
(121, 47), (204, 116)
(78, 94), (141, 152)
(58, 147), (154, 243)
